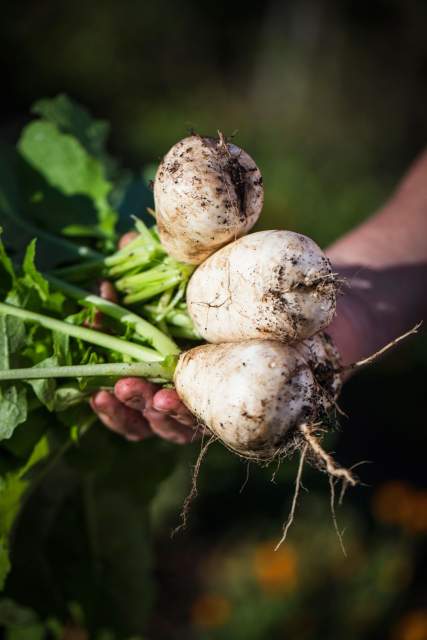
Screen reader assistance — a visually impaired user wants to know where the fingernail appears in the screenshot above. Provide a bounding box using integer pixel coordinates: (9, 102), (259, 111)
(125, 433), (143, 442)
(126, 396), (146, 411)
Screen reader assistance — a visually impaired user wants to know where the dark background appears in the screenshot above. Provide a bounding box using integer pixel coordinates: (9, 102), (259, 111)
(1, 1), (427, 639)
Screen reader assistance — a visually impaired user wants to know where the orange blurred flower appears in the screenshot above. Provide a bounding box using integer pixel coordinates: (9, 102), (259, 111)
(253, 540), (298, 593)
(408, 493), (427, 534)
(191, 593), (232, 630)
(393, 610), (427, 640)
(373, 482), (427, 534)
(372, 482), (413, 524)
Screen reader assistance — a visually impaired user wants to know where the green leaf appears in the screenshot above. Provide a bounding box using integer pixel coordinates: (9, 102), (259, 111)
(32, 94), (110, 162)
(0, 231), (17, 292)
(32, 94), (133, 222)
(0, 598), (41, 627)
(22, 240), (49, 302)
(0, 598), (47, 640)
(52, 331), (71, 366)
(0, 144), (99, 269)
(18, 121), (117, 238)
(18, 121), (109, 204)
(0, 436), (50, 540)
(0, 316), (26, 369)
(53, 384), (89, 412)
(25, 357), (58, 411)
(0, 316), (28, 441)
(19, 239), (65, 313)
(0, 599), (54, 640)
(0, 387), (28, 441)
(0, 437), (50, 589)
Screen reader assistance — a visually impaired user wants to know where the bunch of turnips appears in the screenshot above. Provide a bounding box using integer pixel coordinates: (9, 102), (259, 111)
(154, 134), (342, 461)
(0, 132), (344, 466)
(0, 131), (353, 479)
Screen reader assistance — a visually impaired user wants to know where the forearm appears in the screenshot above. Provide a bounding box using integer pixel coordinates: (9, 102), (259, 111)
(326, 150), (427, 365)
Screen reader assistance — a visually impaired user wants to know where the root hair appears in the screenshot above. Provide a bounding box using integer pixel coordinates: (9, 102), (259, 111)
(300, 424), (357, 486)
(275, 442), (308, 551)
(239, 461), (251, 494)
(329, 476), (347, 557)
(339, 323), (421, 374)
(172, 433), (217, 537)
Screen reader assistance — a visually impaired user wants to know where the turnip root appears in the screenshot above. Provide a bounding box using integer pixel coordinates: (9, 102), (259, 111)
(154, 134), (264, 264)
(174, 333), (341, 460)
(186, 230), (337, 344)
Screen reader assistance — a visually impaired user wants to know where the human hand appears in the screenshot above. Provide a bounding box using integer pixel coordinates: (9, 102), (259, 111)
(90, 232), (198, 443)
(91, 379), (197, 444)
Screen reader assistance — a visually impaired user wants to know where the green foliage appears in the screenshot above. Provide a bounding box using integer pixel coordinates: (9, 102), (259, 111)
(0, 598), (45, 639)
(0, 437), (50, 589)
(32, 94), (132, 216)
(0, 386), (27, 441)
(21, 240), (50, 302)
(0, 96), (197, 638)
(0, 314), (28, 440)
(32, 94), (111, 163)
(19, 120), (117, 241)
(0, 94), (128, 264)
(0, 230), (17, 291)
(26, 357), (59, 411)
(0, 142), (101, 269)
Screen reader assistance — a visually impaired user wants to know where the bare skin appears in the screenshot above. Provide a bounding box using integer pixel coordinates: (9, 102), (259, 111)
(92, 151), (427, 442)
(327, 149), (427, 365)
(91, 232), (197, 444)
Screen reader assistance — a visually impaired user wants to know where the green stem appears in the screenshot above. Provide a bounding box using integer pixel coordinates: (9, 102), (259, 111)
(156, 284), (185, 321)
(108, 254), (160, 277)
(117, 262), (194, 291)
(169, 327), (199, 339)
(50, 258), (106, 282)
(0, 302), (163, 362)
(0, 360), (175, 382)
(104, 218), (162, 271)
(143, 304), (200, 338)
(46, 275), (180, 356)
(3, 211), (103, 261)
(123, 276), (184, 304)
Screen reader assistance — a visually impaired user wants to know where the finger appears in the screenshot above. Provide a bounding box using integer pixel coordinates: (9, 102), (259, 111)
(152, 388), (184, 413)
(98, 280), (118, 303)
(91, 391), (152, 441)
(152, 389), (196, 427)
(114, 378), (159, 411)
(119, 231), (138, 249)
(84, 311), (103, 331)
(84, 280), (118, 330)
(143, 407), (197, 444)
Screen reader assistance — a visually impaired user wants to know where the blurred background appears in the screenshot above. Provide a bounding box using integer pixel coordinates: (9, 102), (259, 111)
(1, 0), (427, 638)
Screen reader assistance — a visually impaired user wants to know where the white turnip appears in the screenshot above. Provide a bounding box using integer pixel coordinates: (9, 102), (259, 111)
(174, 333), (341, 460)
(186, 229), (336, 344)
(154, 134), (264, 264)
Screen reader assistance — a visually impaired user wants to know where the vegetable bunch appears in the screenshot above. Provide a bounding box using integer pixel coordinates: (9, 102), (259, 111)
(1, 126), (341, 458)
(111, 134), (341, 460)
(0, 96), (345, 590)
